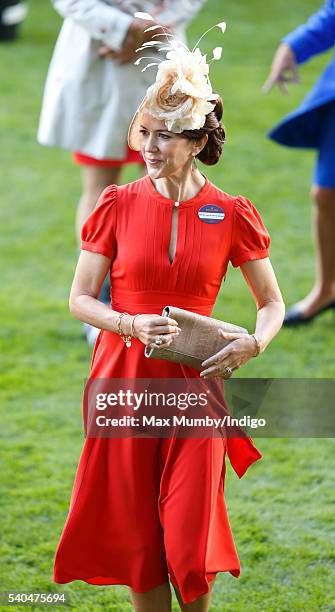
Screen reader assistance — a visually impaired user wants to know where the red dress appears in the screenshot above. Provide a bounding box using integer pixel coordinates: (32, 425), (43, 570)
(53, 175), (270, 605)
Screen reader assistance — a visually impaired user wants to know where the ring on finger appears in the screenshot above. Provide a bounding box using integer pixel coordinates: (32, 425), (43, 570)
(223, 366), (234, 378)
(155, 335), (163, 346)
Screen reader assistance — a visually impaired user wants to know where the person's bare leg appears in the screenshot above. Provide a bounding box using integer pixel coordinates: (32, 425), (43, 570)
(289, 185), (335, 317)
(75, 165), (122, 245)
(129, 582), (172, 612)
(172, 579), (215, 611)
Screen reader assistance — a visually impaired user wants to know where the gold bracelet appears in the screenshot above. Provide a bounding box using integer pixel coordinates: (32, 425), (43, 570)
(250, 333), (262, 357)
(117, 312), (132, 348)
(131, 314), (141, 339)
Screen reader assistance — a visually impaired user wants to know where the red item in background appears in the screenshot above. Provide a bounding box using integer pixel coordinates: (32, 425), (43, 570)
(73, 147), (145, 167)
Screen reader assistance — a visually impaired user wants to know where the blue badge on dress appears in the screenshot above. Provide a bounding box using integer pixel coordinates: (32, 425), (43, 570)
(197, 204), (225, 224)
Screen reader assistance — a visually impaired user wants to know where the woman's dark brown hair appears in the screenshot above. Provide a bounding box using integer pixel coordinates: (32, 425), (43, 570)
(181, 95), (225, 166)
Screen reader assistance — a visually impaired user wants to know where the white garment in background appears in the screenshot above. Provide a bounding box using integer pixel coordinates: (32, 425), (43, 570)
(37, 0), (206, 159)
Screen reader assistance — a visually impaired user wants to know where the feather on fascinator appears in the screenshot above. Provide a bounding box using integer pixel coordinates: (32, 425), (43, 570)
(127, 15), (227, 151)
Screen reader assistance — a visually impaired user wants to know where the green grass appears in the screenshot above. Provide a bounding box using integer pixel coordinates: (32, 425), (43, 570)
(0, 0), (334, 610)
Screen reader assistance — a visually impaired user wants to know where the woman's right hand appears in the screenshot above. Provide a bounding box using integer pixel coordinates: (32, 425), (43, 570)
(124, 314), (181, 348)
(262, 43), (300, 94)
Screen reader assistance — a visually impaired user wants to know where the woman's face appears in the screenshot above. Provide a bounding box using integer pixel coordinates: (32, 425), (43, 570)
(139, 112), (203, 180)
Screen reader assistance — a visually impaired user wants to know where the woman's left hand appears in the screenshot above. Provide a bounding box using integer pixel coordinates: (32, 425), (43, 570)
(200, 330), (257, 378)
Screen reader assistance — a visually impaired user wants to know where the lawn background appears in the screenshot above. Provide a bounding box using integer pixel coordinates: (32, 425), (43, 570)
(0, 0), (334, 610)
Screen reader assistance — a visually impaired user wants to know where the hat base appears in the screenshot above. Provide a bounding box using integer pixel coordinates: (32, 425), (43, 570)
(127, 96), (149, 151)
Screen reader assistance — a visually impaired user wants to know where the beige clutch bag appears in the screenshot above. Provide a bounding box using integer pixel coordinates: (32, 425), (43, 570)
(144, 305), (248, 370)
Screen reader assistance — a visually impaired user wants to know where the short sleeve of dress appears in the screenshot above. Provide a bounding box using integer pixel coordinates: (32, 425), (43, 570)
(81, 184), (117, 260)
(229, 196), (271, 268)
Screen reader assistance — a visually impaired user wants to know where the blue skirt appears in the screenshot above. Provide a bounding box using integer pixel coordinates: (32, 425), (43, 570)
(268, 57), (335, 188)
(313, 100), (335, 188)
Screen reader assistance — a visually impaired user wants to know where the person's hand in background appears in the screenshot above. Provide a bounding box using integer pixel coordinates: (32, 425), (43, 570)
(262, 43), (300, 94)
(99, 16), (170, 65)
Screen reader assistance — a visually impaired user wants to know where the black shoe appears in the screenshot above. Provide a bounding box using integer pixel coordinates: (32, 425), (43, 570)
(284, 299), (335, 326)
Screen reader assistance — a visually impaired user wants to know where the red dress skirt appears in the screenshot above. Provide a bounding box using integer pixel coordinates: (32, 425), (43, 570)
(53, 175), (270, 605)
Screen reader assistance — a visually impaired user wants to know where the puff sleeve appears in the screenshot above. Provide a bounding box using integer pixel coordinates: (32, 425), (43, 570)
(81, 184), (117, 260)
(229, 196), (270, 268)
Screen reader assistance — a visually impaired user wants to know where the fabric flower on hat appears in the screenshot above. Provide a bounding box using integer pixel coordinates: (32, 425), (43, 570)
(145, 46), (217, 132)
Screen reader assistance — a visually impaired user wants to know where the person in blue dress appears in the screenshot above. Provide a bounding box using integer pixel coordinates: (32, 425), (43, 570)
(263, 0), (335, 326)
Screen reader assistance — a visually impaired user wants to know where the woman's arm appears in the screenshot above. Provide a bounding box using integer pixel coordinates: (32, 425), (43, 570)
(52, 0), (132, 51)
(69, 250), (118, 331)
(200, 258), (285, 378)
(263, 0), (335, 93)
(69, 249), (180, 344)
(282, 0), (335, 65)
(240, 257), (285, 353)
(152, 0), (206, 29)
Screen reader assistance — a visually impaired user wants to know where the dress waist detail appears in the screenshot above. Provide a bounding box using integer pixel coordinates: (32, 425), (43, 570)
(111, 289), (215, 316)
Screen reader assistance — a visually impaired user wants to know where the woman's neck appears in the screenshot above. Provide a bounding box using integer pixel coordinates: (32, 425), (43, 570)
(150, 163), (206, 202)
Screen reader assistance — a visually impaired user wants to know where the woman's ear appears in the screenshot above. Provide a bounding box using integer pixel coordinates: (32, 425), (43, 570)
(193, 134), (208, 156)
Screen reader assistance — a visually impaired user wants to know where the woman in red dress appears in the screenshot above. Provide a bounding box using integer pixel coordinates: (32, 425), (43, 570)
(53, 24), (285, 611)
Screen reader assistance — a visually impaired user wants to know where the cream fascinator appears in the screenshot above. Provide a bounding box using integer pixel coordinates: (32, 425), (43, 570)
(128, 14), (227, 151)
